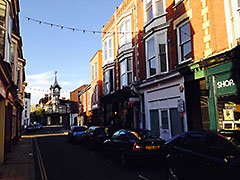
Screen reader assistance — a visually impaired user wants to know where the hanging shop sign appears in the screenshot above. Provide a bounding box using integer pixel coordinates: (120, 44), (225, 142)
(215, 71), (238, 97)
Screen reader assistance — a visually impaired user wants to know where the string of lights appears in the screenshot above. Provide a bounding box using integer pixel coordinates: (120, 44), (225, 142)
(26, 87), (71, 93)
(22, 16), (136, 35)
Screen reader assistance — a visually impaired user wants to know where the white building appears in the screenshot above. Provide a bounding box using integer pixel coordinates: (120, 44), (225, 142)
(22, 92), (31, 128)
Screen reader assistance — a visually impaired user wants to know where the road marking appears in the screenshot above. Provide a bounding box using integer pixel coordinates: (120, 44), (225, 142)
(138, 175), (150, 180)
(34, 138), (48, 180)
(22, 133), (66, 138)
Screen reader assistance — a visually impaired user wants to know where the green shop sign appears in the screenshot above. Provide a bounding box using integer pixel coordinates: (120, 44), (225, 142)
(215, 71), (238, 97)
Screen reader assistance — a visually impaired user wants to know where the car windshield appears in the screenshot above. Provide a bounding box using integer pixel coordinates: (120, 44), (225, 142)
(74, 127), (87, 132)
(138, 130), (158, 140)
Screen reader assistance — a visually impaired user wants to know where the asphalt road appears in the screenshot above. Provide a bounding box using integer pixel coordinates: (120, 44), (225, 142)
(31, 126), (167, 180)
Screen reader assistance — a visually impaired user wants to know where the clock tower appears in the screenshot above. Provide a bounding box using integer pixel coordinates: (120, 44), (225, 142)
(50, 71), (61, 112)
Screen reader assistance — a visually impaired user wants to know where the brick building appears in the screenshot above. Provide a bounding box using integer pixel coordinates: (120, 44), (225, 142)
(101, 0), (145, 130)
(0, 0), (26, 164)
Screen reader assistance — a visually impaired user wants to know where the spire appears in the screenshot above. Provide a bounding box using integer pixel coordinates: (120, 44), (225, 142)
(51, 71), (61, 89)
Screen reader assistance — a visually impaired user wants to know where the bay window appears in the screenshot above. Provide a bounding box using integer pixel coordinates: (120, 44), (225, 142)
(104, 69), (114, 94)
(120, 57), (132, 88)
(103, 37), (113, 63)
(147, 38), (157, 76)
(158, 32), (167, 73)
(119, 19), (131, 47)
(95, 61), (98, 79)
(155, 0), (164, 16)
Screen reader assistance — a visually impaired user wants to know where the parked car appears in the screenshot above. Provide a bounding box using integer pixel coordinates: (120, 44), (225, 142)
(68, 126), (88, 141)
(34, 123), (43, 130)
(219, 129), (240, 146)
(26, 125), (35, 132)
(81, 126), (107, 150)
(164, 131), (240, 180)
(103, 129), (166, 167)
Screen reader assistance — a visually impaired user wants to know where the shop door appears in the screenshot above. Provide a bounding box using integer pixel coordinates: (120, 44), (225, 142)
(160, 110), (171, 140)
(150, 110), (160, 137)
(170, 108), (183, 137)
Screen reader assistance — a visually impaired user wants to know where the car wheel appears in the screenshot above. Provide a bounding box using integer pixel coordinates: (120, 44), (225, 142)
(120, 153), (128, 168)
(167, 166), (179, 180)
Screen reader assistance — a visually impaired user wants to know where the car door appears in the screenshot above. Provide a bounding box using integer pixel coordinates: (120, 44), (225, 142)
(202, 134), (239, 179)
(171, 133), (205, 179)
(115, 131), (129, 156)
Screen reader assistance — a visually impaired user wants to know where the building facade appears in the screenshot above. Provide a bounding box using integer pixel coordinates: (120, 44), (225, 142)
(90, 50), (103, 125)
(0, 0), (26, 164)
(21, 92), (31, 129)
(43, 72), (78, 127)
(101, 0), (145, 130)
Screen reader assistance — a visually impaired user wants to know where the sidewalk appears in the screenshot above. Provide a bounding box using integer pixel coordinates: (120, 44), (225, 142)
(0, 138), (35, 180)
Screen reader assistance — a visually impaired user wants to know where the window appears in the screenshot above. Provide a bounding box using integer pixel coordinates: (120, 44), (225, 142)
(120, 57), (132, 88)
(0, 1), (6, 56)
(119, 19), (131, 47)
(161, 110), (169, 129)
(117, 131), (128, 141)
(108, 38), (113, 58)
(103, 37), (113, 62)
(104, 41), (108, 61)
(175, 0), (182, 5)
(146, 0), (153, 22)
(158, 32), (167, 73)
(205, 135), (237, 158)
(95, 84), (98, 103)
(95, 62), (98, 79)
(180, 133), (203, 151)
(147, 38), (157, 76)
(178, 21), (192, 63)
(156, 0), (164, 16)
(104, 69), (114, 94)
(92, 65), (94, 81)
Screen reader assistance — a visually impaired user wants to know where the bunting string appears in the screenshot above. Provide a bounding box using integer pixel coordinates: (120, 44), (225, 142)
(22, 16), (136, 35)
(26, 87), (71, 94)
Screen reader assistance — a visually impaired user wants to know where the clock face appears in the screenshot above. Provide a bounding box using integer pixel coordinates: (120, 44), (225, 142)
(55, 88), (59, 92)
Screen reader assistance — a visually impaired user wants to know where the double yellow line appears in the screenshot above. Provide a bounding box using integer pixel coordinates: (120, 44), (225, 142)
(34, 138), (48, 180)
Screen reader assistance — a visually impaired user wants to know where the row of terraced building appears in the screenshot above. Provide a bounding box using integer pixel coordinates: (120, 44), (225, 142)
(74, 0), (240, 141)
(0, 0), (26, 164)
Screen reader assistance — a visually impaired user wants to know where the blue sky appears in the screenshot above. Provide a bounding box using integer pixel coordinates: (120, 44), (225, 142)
(20, 0), (123, 104)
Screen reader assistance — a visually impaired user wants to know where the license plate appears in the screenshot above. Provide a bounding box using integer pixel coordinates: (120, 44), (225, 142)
(145, 145), (160, 150)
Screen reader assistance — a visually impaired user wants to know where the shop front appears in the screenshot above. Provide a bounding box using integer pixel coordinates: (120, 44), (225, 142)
(206, 61), (240, 131)
(101, 87), (140, 130)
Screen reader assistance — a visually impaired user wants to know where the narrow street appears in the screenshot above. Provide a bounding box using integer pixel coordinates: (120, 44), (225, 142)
(31, 126), (167, 180)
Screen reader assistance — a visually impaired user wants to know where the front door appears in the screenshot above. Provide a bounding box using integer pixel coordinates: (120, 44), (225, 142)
(160, 110), (171, 140)
(150, 110), (160, 137)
